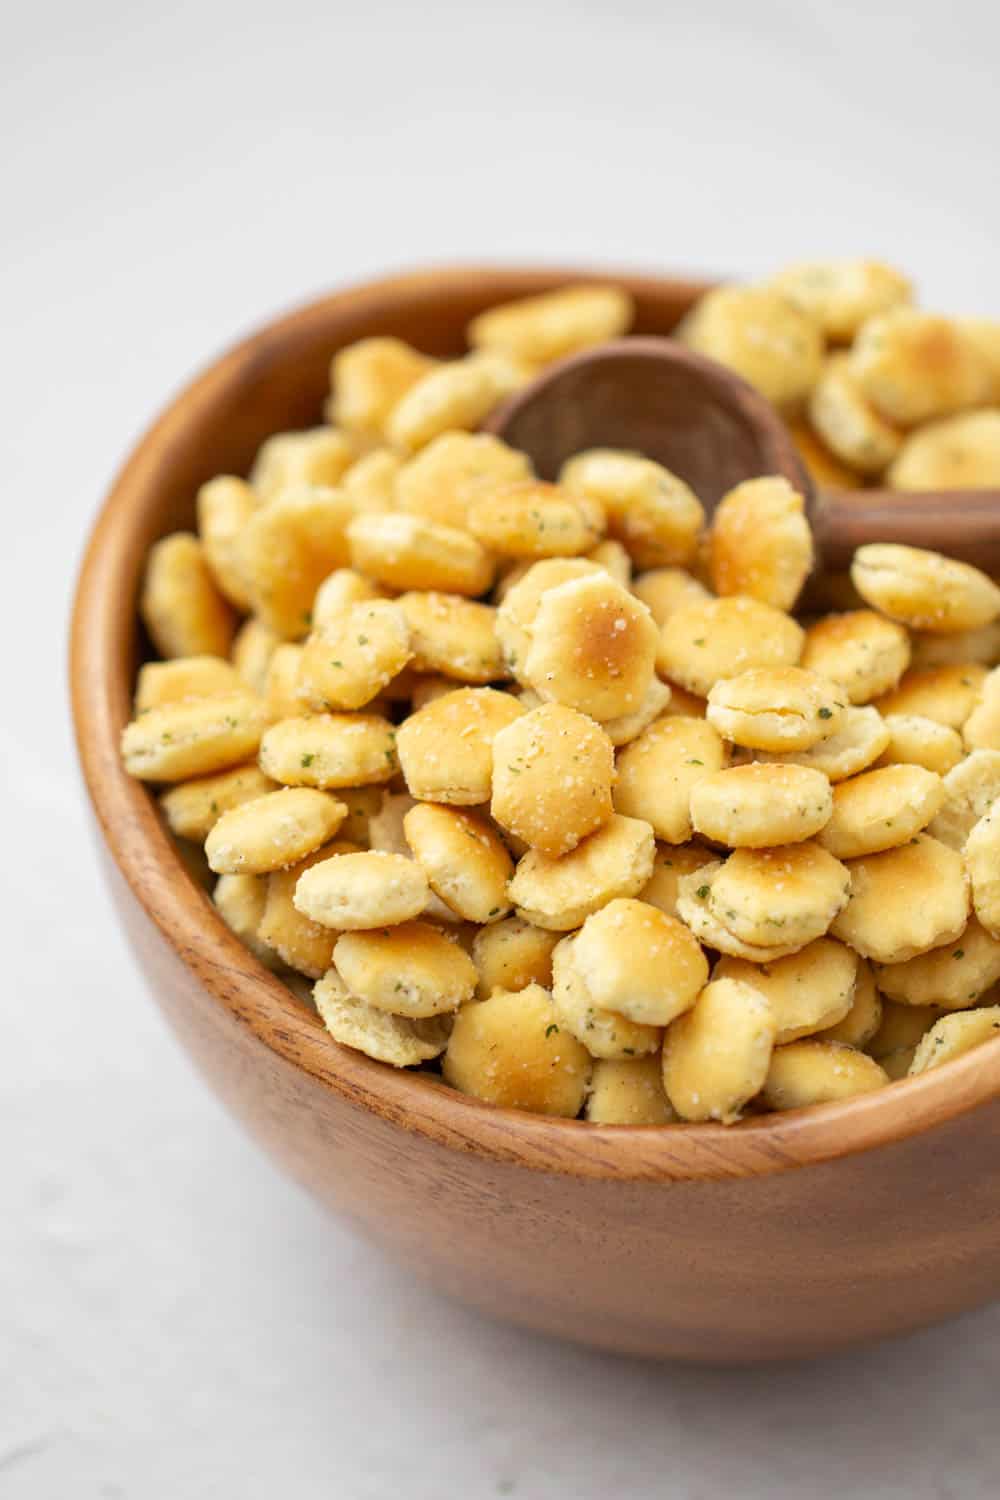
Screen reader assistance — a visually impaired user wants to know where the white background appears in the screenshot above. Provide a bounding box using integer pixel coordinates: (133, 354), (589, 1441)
(4, 1), (1000, 1495)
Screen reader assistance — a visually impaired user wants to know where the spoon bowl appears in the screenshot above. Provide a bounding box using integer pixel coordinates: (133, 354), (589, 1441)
(484, 336), (810, 507)
(487, 336), (1000, 573)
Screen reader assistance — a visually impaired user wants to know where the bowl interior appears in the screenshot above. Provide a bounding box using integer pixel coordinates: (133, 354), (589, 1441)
(70, 263), (1000, 1182)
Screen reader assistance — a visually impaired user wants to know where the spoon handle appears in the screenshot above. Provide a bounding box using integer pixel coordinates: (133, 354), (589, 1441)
(815, 488), (1000, 573)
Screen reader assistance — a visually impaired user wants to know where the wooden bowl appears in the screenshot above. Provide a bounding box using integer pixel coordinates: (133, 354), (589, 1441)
(70, 265), (1000, 1363)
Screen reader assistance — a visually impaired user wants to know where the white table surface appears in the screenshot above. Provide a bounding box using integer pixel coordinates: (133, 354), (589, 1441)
(5, 1), (1000, 1494)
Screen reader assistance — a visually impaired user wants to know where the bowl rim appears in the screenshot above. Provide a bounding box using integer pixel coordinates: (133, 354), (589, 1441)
(69, 260), (1000, 1184)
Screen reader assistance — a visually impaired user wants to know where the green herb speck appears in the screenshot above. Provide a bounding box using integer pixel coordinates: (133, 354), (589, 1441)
(545, 1024), (559, 1038)
(301, 753), (315, 768)
(696, 884), (710, 899)
(818, 706), (833, 720)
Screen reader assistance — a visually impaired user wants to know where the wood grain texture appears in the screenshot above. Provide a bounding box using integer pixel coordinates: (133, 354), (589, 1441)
(817, 487), (1000, 571)
(70, 264), (1000, 1362)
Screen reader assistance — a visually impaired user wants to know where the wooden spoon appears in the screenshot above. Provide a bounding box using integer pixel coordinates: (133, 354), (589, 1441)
(484, 337), (1000, 572)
